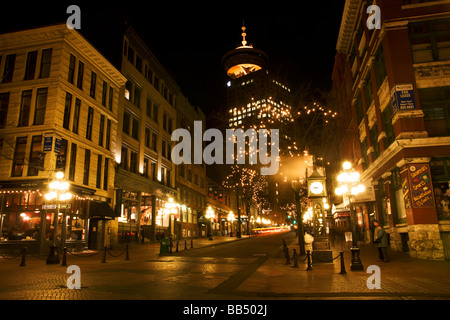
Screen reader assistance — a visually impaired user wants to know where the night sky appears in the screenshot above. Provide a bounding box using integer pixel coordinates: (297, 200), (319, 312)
(1, 1), (345, 115)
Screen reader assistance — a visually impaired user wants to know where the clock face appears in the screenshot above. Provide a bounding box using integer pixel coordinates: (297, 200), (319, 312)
(310, 181), (324, 195)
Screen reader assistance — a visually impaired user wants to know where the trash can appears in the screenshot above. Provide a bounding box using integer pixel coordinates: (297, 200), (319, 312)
(160, 238), (169, 253)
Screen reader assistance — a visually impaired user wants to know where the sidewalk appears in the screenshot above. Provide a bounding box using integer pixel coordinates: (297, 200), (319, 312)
(235, 232), (450, 299)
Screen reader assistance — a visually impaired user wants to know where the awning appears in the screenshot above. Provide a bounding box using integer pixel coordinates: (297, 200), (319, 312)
(89, 201), (117, 220)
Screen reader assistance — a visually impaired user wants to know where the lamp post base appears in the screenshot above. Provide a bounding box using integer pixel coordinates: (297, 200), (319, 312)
(350, 247), (364, 271)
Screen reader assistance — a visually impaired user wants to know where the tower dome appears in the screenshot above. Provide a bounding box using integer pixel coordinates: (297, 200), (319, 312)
(221, 26), (269, 79)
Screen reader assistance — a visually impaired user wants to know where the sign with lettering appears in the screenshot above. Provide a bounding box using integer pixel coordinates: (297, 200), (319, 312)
(43, 133), (53, 152)
(391, 84), (416, 114)
(408, 164), (434, 208)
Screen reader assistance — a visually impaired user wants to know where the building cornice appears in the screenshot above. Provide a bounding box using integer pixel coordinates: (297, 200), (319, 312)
(336, 0), (362, 53)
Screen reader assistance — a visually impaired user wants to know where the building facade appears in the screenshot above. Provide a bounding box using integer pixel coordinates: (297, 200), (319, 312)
(0, 24), (126, 252)
(331, 0), (450, 260)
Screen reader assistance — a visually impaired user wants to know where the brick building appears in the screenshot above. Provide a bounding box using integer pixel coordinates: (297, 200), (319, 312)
(330, 0), (450, 260)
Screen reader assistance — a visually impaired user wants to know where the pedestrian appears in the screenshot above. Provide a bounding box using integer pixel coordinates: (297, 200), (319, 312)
(373, 220), (389, 262)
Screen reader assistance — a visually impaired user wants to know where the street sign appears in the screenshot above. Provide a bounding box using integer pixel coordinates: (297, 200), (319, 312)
(60, 204), (71, 209)
(42, 204), (56, 209)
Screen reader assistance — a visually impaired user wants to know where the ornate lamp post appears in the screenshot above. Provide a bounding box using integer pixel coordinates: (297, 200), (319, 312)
(227, 211), (235, 237)
(44, 171), (72, 264)
(206, 206), (215, 241)
(335, 161), (365, 271)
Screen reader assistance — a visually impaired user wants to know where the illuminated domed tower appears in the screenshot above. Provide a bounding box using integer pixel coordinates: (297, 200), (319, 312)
(221, 25), (295, 225)
(222, 26), (269, 79)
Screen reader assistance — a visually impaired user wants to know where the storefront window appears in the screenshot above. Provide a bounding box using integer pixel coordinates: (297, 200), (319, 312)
(431, 157), (450, 220)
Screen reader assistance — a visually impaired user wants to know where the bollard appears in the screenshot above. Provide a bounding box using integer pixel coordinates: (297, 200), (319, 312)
(19, 247), (26, 267)
(339, 251), (347, 275)
(169, 238), (173, 254)
(185, 239), (187, 250)
(102, 246), (107, 263)
(125, 245), (130, 260)
(191, 238), (193, 249)
(292, 249), (299, 268)
(61, 247), (67, 266)
(284, 247), (291, 265)
(306, 250), (312, 271)
(176, 240), (179, 252)
(160, 241), (163, 255)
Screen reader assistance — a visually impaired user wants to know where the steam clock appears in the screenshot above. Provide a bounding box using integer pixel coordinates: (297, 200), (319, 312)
(307, 169), (332, 263)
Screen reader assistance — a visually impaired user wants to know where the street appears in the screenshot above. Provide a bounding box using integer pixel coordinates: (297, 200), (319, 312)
(1, 231), (450, 302)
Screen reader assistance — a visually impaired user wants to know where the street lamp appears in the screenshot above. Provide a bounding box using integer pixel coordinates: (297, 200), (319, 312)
(44, 171), (72, 264)
(227, 211), (235, 237)
(335, 161), (365, 271)
(206, 206), (215, 241)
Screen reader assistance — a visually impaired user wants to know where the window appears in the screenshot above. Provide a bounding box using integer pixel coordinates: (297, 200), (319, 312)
(374, 46), (386, 89)
(102, 81), (107, 106)
(136, 55), (142, 73)
(418, 86), (450, 136)
(69, 143), (77, 181)
(121, 146), (128, 170)
(131, 118), (139, 140)
(125, 80), (132, 101)
(24, 51), (38, 81)
(146, 98), (152, 117)
(151, 132), (157, 151)
(11, 137), (27, 177)
(143, 158), (149, 178)
(68, 54), (76, 84)
(63, 92), (72, 130)
(83, 149), (91, 185)
(90, 71), (97, 99)
(134, 84), (141, 108)
(145, 128), (150, 148)
(56, 139), (68, 171)
(18, 90), (32, 127)
(86, 107), (94, 140)
(355, 92), (364, 125)
(127, 46), (135, 64)
(130, 151), (138, 173)
(0, 92), (10, 128)
(153, 104), (159, 123)
(2, 54), (16, 83)
(28, 135), (44, 176)
(151, 161), (156, 181)
(72, 98), (81, 134)
(382, 103), (395, 147)
(76, 61), (84, 90)
(39, 49), (52, 78)
(105, 119), (111, 150)
(103, 158), (109, 191)
(108, 87), (114, 111)
(96, 155), (102, 188)
(33, 88), (48, 125)
(409, 18), (450, 63)
(99, 114), (105, 147)
(123, 111), (130, 135)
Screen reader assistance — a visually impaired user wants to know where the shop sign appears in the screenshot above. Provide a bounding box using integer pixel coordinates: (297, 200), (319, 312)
(54, 135), (62, 154)
(391, 84), (416, 114)
(408, 164), (434, 208)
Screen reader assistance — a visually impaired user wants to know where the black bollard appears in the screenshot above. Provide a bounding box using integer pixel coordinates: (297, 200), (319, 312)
(284, 247), (291, 265)
(306, 250), (313, 271)
(169, 238), (173, 254)
(185, 239), (187, 250)
(61, 247), (67, 266)
(176, 240), (179, 252)
(19, 247), (26, 267)
(102, 246), (107, 263)
(191, 238), (194, 249)
(339, 251), (347, 275)
(292, 249), (299, 268)
(125, 245), (130, 260)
